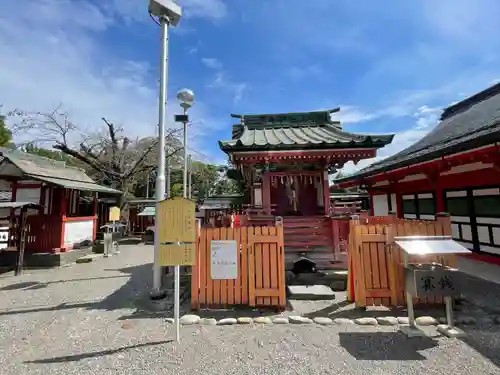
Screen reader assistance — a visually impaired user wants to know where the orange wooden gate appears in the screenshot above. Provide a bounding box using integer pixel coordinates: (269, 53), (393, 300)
(348, 215), (456, 307)
(191, 225), (286, 309)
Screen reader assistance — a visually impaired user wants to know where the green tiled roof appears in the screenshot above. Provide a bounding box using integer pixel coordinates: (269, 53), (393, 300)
(219, 109), (394, 152)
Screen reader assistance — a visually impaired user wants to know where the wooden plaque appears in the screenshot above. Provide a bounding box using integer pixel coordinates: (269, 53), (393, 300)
(157, 196), (196, 266)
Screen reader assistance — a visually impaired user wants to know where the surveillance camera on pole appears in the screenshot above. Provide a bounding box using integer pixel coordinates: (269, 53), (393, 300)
(148, 0), (182, 25)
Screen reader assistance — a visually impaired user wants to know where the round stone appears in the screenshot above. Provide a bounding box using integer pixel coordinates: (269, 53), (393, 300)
(179, 314), (200, 325)
(397, 317), (409, 325)
(237, 317), (253, 324)
(272, 317), (289, 324)
(376, 316), (398, 326)
(313, 317), (333, 325)
(354, 317), (378, 326)
(199, 318), (217, 326)
(333, 318), (354, 325)
(289, 316), (313, 324)
(415, 316), (438, 326)
(253, 317), (272, 324)
(217, 318), (237, 325)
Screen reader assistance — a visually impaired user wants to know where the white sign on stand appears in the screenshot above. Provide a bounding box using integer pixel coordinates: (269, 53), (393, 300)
(211, 240), (238, 280)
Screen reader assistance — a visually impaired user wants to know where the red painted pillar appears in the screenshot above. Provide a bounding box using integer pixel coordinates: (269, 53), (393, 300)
(92, 192), (98, 240)
(262, 172), (271, 214)
(369, 192), (374, 216)
(60, 188), (67, 250)
(323, 170), (331, 216)
(395, 191), (403, 218)
(435, 180), (445, 213)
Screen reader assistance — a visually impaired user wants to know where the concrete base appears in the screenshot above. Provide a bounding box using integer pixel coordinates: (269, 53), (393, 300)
(437, 324), (466, 338)
(400, 325), (430, 337)
(287, 285), (336, 300)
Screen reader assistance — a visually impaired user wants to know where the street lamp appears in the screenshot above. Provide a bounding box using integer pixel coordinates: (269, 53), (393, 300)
(176, 88), (195, 200)
(148, 0), (182, 298)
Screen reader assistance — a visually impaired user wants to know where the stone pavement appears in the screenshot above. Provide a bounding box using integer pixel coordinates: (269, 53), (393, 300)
(0, 244), (499, 374)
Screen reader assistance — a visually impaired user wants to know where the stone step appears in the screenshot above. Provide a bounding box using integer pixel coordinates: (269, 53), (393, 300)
(287, 271), (348, 291)
(287, 284), (336, 300)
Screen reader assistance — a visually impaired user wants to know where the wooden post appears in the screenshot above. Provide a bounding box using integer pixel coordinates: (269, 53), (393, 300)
(92, 192), (98, 240)
(385, 224), (398, 306)
(331, 216), (341, 255)
(262, 172), (271, 213)
(436, 212), (452, 236)
(369, 192), (375, 216)
(395, 191), (403, 218)
(60, 188), (67, 250)
(323, 170), (331, 216)
(15, 207), (28, 276)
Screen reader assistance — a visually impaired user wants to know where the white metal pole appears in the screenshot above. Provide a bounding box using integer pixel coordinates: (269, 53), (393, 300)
(153, 16), (169, 294)
(166, 156), (171, 199)
(188, 154), (192, 199)
(172, 109), (188, 343)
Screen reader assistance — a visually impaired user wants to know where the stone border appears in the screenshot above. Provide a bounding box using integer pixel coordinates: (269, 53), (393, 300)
(168, 314), (498, 327)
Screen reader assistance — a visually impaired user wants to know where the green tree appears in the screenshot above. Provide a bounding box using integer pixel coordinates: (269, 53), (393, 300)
(0, 115), (13, 147)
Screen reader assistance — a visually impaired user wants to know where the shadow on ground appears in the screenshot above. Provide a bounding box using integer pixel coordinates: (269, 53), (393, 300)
(339, 331), (438, 360)
(24, 340), (173, 364)
(0, 263), (154, 317)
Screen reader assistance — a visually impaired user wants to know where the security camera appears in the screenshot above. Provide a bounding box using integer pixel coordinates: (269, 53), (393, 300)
(148, 0), (182, 26)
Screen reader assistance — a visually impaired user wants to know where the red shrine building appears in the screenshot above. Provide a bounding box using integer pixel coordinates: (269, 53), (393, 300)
(0, 148), (121, 266)
(337, 82), (500, 257)
(218, 109), (394, 269)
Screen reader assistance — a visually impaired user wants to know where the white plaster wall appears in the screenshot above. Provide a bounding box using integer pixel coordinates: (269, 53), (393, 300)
(254, 188), (262, 206)
(64, 220), (94, 246)
(372, 194), (389, 216)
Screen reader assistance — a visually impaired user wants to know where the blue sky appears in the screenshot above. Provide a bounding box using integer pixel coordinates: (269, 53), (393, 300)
(1, 0), (500, 173)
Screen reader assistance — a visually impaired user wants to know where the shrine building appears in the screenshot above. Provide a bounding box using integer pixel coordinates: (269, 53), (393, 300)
(218, 109), (394, 269)
(336, 82), (500, 258)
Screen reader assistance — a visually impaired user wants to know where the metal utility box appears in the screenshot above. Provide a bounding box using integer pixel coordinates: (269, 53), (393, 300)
(404, 263), (460, 299)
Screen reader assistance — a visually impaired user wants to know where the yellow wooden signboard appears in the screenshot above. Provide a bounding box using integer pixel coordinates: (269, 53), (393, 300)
(157, 196), (196, 266)
(109, 206), (121, 222)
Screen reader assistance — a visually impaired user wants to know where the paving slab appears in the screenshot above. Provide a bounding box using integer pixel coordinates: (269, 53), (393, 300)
(287, 284), (336, 300)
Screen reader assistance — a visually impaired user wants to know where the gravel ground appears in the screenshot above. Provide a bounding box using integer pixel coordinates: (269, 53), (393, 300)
(0, 245), (499, 374)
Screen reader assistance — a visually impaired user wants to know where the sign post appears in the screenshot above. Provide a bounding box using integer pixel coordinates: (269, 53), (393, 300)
(108, 206), (121, 254)
(157, 196), (196, 342)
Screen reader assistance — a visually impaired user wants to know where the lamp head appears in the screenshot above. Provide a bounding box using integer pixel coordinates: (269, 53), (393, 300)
(148, 0), (182, 26)
(176, 88), (195, 109)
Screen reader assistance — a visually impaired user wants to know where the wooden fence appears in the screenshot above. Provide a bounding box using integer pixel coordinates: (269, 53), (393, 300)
(348, 213), (456, 308)
(191, 224), (286, 310)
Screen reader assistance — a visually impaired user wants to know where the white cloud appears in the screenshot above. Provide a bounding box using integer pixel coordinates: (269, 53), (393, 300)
(0, 0), (223, 162)
(201, 57), (223, 70)
(338, 105), (440, 177)
(331, 106), (378, 124)
(202, 60), (247, 104)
